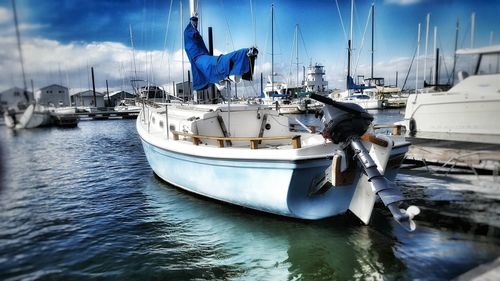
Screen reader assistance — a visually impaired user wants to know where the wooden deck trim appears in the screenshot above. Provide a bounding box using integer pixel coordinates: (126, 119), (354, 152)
(373, 124), (404, 135)
(171, 131), (301, 149)
(361, 133), (389, 147)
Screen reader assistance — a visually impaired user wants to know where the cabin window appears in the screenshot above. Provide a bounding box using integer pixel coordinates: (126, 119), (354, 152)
(159, 121), (164, 128)
(14, 92), (20, 96)
(169, 124), (176, 131)
(265, 123), (271, 130)
(152, 117), (155, 124)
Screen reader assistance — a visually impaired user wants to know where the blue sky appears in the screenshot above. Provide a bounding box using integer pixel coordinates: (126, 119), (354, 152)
(0, 0), (499, 94)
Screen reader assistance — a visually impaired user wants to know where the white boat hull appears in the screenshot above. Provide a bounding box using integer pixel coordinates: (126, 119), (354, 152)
(136, 106), (407, 220)
(404, 74), (500, 136)
(342, 98), (383, 110)
(3, 104), (52, 129)
(140, 138), (359, 219)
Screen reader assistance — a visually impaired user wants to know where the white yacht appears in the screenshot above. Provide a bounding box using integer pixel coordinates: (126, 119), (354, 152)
(331, 90), (383, 110)
(402, 45), (500, 143)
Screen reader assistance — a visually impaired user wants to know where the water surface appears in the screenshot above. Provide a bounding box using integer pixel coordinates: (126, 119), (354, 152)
(1, 113), (499, 280)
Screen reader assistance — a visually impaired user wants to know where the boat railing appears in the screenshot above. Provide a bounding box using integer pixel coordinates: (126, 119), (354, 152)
(171, 131), (302, 149)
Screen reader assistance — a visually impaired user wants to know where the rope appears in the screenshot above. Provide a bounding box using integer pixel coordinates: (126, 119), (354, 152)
(334, 0), (348, 44)
(401, 46), (418, 91)
(354, 5), (372, 74)
(220, 0), (235, 50)
(161, 0), (174, 76)
(298, 26), (311, 63)
(250, 0), (256, 46)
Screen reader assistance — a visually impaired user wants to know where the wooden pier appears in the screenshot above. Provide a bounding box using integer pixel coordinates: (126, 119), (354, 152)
(374, 124), (500, 174)
(403, 137), (500, 174)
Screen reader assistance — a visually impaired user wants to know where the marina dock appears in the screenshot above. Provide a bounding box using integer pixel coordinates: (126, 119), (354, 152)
(404, 137), (500, 174)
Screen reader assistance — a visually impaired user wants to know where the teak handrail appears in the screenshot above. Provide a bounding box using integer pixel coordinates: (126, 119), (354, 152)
(171, 131), (301, 149)
(373, 124), (404, 136)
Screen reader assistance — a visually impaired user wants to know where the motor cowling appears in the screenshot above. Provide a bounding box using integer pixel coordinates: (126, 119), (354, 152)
(316, 101), (373, 144)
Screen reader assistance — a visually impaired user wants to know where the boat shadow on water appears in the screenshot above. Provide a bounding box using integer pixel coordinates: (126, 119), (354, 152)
(144, 172), (500, 280)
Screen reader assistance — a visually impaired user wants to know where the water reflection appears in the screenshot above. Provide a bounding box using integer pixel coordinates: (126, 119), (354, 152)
(143, 174), (499, 280)
(1, 118), (499, 280)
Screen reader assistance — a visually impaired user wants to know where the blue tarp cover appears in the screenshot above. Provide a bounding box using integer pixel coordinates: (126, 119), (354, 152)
(347, 76), (375, 91)
(184, 19), (254, 90)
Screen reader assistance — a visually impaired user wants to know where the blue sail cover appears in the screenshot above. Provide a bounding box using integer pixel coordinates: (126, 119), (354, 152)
(184, 18), (256, 91)
(347, 76), (375, 91)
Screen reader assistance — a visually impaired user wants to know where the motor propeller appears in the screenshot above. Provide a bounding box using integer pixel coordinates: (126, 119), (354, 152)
(310, 93), (420, 231)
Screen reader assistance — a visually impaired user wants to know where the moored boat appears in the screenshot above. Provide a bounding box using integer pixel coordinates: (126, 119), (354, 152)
(4, 103), (52, 129)
(137, 97), (418, 229)
(401, 45), (500, 142)
(137, 5), (419, 231)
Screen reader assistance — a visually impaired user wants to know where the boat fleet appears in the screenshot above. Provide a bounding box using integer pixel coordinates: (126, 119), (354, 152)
(4, 0), (500, 233)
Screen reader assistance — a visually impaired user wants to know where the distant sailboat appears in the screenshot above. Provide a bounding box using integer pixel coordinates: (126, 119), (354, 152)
(3, 0), (52, 129)
(332, 1), (382, 110)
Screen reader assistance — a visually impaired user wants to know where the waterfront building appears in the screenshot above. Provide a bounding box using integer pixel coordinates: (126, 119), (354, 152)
(106, 90), (135, 107)
(0, 87), (33, 111)
(305, 64), (328, 94)
(71, 90), (105, 107)
(35, 84), (70, 107)
(175, 81), (193, 101)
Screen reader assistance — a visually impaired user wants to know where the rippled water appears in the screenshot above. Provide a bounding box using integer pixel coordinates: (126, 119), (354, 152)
(1, 113), (499, 280)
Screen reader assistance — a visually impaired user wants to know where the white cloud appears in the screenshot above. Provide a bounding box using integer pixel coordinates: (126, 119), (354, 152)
(0, 35), (193, 94)
(0, 35), (280, 97)
(2, 33), (458, 97)
(0, 7), (12, 24)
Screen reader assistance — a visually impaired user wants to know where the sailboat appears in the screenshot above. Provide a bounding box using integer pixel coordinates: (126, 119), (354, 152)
(137, 1), (419, 231)
(332, 2), (383, 110)
(3, 0), (53, 130)
(4, 103), (53, 129)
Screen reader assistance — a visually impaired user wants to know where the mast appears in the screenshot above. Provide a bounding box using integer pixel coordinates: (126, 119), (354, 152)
(208, 27), (215, 103)
(432, 26), (437, 84)
(471, 12), (475, 48)
(129, 25), (138, 82)
(189, 0), (197, 17)
(11, 0), (28, 101)
(347, 0), (354, 91)
(451, 19), (459, 85)
(350, 0), (354, 49)
(434, 48), (439, 86)
(370, 3), (374, 79)
(347, 0), (354, 81)
(347, 39), (351, 90)
(271, 3), (274, 96)
(415, 23), (421, 94)
(423, 13), (430, 83)
(295, 24), (299, 88)
(91, 67), (96, 106)
(180, 0), (185, 101)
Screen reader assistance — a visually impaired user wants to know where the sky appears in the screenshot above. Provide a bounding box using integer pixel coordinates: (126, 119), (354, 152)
(0, 0), (499, 96)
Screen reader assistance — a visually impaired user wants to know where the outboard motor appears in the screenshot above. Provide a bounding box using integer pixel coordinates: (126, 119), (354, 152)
(311, 94), (419, 231)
